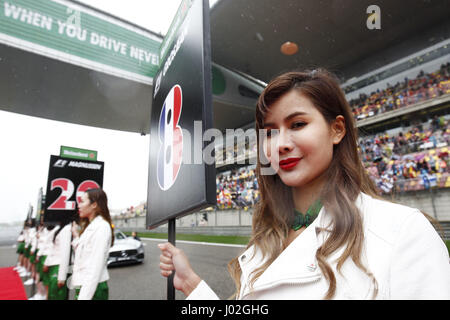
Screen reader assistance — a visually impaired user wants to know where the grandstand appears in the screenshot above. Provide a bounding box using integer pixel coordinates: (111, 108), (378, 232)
(210, 41), (450, 223)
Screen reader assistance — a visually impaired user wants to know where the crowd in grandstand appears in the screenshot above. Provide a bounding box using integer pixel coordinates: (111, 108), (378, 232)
(360, 116), (450, 194)
(119, 119), (449, 216)
(349, 63), (450, 121)
(216, 167), (259, 210)
(212, 119), (449, 209)
(212, 118), (450, 210)
(124, 122), (449, 214)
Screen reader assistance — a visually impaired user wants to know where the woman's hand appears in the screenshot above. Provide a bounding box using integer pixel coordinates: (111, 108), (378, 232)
(57, 280), (65, 288)
(158, 242), (201, 297)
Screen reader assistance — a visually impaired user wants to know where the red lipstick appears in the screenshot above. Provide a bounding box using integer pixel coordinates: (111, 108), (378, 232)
(279, 157), (301, 170)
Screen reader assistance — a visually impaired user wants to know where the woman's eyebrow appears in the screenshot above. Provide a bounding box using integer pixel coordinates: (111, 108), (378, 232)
(263, 111), (308, 127)
(285, 111), (308, 121)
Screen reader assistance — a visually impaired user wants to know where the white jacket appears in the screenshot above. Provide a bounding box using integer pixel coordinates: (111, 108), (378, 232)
(17, 233), (24, 242)
(23, 228), (30, 247)
(69, 216), (112, 300)
(188, 193), (450, 300)
(28, 228), (37, 252)
(39, 226), (60, 257)
(44, 224), (72, 282)
(36, 228), (47, 257)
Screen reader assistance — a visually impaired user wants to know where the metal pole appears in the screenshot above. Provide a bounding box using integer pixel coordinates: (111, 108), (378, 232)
(66, 230), (73, 300)
(167, 218), (176, 300)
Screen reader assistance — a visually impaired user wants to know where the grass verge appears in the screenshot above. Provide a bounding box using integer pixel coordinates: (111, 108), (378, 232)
(125, 233), (450, 254)
(124, 232), (250, 245)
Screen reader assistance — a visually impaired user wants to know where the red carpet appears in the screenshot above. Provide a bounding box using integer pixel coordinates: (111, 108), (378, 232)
(0, 267), (27, 300)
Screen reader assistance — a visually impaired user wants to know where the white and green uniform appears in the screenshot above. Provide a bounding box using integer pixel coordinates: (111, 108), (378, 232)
(16, 233), (25, 254)
(44, 224), (71, 300)
(69, 216), (111, 300)
(41, 226), (59, 286)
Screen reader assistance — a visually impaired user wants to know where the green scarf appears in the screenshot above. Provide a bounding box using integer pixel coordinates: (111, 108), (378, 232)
(291, 199), (323, 231)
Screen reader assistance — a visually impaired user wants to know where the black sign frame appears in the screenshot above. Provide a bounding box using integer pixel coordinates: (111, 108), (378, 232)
(43, 155), (104, 225)
(146, 0), (216, 229)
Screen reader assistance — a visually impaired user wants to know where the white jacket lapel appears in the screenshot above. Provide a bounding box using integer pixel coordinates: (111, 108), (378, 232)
(239, 208), (327, 298)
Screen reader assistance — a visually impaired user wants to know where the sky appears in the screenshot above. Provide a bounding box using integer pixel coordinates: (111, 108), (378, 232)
(0, 0), (218, 224)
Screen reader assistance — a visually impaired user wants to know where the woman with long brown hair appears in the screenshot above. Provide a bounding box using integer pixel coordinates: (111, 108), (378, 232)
(69, 188), (114, 300)
(159, 69), (450, 299)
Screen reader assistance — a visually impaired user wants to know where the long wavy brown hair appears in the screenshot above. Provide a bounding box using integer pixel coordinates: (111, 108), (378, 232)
(79, 188), (114, 246)
(228, 69), (381, 299)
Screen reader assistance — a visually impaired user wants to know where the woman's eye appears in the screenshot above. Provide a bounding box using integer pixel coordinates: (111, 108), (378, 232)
(292, 122), (306, 129)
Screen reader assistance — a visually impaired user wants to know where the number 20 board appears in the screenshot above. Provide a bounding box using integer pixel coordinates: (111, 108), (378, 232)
(43, 155), (104, 224)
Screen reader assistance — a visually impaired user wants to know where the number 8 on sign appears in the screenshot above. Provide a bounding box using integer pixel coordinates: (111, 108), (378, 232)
(157, 85), (183, 191)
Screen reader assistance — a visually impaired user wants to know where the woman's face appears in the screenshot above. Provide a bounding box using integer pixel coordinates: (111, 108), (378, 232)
(78, 192), (97, 219)
(262, 89), (345, 189)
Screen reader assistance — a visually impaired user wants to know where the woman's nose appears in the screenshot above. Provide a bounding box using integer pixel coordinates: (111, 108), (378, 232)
(277, 129), (294, 154)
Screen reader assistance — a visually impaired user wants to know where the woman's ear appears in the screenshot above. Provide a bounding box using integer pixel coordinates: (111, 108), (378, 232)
(331, 115), (346, 145)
